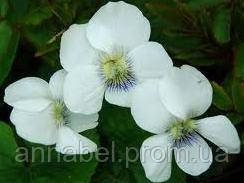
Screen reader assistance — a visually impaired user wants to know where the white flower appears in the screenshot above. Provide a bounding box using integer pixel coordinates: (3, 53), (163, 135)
(131, 65), (240, 182)
(60, 1), (173, 114)
(4, 70), (98, 155)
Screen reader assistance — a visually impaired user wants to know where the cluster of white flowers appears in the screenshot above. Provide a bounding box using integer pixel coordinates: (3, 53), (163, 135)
(4, 1), (240, 182)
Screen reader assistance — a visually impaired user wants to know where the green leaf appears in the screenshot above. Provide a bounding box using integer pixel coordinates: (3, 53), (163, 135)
(174, 51), (221, 66)
(0, 122), (23, 166)
(0, 121), (99, 183)
(226, 112), (243, 125)
(23, 26), (54, 47)
(23, 7), (52, 25)
(174, 51), (206, 60)
(30, 154), (98, 183)
(96, 104), (152, 182)
(8, 0), (29, 22)
(232, 79), (244, 114)
(99, 103), (151, 148)
(233, 1), (244, 41)
(234, 44), (244, 80)
(187, 0), (223, 10)
(211, 81), (233, 111)
(9, 0), (29, 15)
(0, 0), (9, 17)
(0, 122), (15, 155)
(223, 71), (234, 98)
(161, 34), (203, 53)
(186, 58), (221, 66)
(241, 132), (244, 153)
(145, 1), (182, 30)
(212, 6), (231, 44)
(0, 20), (20, 86)
(0, 122), (26, 182)
(30, 129), (99, 183)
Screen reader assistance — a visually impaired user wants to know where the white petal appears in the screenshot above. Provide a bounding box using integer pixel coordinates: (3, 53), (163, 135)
(159, 65), (212, 120)
(49, 69), (67, 100)
(63, 65), (105, 114)
(131, 79), (177, 134)
(140, 134), (172, 182)
(10, 107), (58, 145)
(105, 87), (135, 107)
(174, 134), (213, 176)
(4, 77), (52, 112)
(55, 126), (97, 155)
(87, 1), (150, 53)
(60, 24), (98, 71)
(197, 115), (240, 154)
(129, 42), (173, 81)
(69, 112), (99, 133)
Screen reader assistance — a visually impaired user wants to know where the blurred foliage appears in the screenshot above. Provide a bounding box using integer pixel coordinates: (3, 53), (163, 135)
(0, 0), (243, 182)
(0, 20), (19, 85)
(0, 122), (99, 183)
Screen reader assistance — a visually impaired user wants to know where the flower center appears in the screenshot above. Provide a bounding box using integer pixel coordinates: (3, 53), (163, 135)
(169, 119), (197, 148)
(52, 100), (70, 127)
(99, 48), (136, 92)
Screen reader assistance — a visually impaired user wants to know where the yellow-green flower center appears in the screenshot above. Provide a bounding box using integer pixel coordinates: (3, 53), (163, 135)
(102, 54), (128, 80)
(99, 50), (136, 91)
(169, 119), (197, 141)
(52, 100), (69, 126)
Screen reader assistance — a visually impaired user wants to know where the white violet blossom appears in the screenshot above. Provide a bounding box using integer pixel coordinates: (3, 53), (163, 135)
(60, 1), (173, 114)
(4, 70), (98, 155)
(131, 65), (240, 182)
